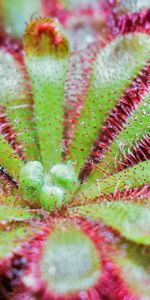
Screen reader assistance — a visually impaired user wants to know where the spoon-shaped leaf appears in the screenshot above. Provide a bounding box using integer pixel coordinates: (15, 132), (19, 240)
(87, 90), (150, 184)
(24, 18), (70, 171)
(67, 33), (150, 174)
(79, 201), (150, 245)
(111, 242), (150, 298)
(0, 48), (39, 160)
(76, 160), (150, 201)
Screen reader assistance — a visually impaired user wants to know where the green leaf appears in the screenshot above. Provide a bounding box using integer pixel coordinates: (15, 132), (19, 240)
(79, 201), (150, 245)
(1, 0), (42, 38)
(0, 205), (31, 222)
(116, 92), (150, 154)
(87, 91), (150, 184)
(0, 221), (42, 260)
(0, 178), (16, 198)
(0, 194), (20, 206)
(39, 221), (101, 294)
(0, 49), (39, 160)
(76, 160), (150, 201)
(24, 18), (70, 171)
(111, 242), (150, 299)
(0, 135), (23, 181)
(0, 227), (28, 259)
(67, 33), (150, 174)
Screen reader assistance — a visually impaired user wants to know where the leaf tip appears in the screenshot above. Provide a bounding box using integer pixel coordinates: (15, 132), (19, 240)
(23, 17), (70, 58)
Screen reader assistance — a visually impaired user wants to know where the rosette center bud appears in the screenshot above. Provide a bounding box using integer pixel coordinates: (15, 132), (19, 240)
(19, 160), (78, 211)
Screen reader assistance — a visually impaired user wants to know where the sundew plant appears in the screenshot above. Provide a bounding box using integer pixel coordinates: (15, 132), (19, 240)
(0, 0), (150, 299)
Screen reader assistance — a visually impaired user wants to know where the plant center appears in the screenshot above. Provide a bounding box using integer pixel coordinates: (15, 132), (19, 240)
(19, 160), (78, 210)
